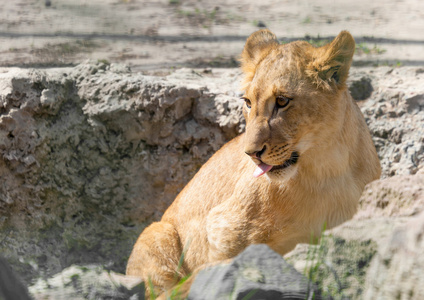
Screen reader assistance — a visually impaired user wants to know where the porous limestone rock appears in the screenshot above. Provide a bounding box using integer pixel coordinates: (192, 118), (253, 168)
(0, 63), (244, 283)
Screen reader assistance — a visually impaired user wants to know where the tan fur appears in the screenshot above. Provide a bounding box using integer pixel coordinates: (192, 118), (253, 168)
(126, 29), (381, 299)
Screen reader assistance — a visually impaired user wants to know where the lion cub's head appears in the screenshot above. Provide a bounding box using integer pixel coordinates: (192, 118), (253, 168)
(240, 29), (356, 180)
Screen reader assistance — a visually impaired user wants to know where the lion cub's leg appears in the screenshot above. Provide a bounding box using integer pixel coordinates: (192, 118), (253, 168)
(126, 222), (187, 299)
(206, 202), (250, 262)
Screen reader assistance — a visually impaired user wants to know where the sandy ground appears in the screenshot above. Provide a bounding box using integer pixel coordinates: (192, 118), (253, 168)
(1, 0), (424, 73)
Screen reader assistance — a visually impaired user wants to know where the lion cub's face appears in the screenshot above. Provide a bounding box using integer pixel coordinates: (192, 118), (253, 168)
(240, 30), (355, 179)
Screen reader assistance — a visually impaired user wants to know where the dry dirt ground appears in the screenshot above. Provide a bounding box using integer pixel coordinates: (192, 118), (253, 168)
(1, 0), (424, 72)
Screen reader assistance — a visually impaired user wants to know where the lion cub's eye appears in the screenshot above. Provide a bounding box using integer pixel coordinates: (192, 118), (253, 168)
(276, 96), (291, 109)
(242, 97), (251, 109)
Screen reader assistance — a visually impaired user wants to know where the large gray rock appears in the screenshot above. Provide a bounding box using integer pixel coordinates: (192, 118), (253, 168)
(189, 244), (320, 300)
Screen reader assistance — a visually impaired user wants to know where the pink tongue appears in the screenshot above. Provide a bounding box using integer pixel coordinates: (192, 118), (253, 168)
(253, 163), (273, 178)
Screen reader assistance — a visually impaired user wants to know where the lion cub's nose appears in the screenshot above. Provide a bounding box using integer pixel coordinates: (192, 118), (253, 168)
(245, 145), (266, 159)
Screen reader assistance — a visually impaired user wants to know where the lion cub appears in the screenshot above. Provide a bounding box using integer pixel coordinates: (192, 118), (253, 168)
(127, 29), (381, 298)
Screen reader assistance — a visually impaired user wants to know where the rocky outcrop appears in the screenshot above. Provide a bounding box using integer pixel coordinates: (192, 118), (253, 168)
(0, 63), (244, 283)
(0, 64), (423, 299)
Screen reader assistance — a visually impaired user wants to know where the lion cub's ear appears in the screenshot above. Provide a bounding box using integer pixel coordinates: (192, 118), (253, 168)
(308, 31), (355, 89)
(240, 29), (279, 84)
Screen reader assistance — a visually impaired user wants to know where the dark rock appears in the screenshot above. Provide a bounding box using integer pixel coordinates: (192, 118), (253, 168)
(405, 93), (424, 114)
(188, 244), (320, 300)
(349, 76), (373, 100)
(0, 257), (32, 300)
